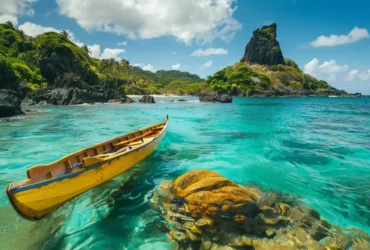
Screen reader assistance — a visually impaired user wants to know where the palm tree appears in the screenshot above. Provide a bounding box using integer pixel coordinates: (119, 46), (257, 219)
(112, 61), (121, 89)
(5, 21), (14, 29)
(82, 45), (91, 55)
(120, 59), (130, 86)
(18, 29), (26, 39)
(60, 30), (70, 39)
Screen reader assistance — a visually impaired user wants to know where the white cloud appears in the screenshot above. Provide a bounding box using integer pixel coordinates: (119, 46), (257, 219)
(18, 22), (84, 46)
(134, 63), (156, 72)
(191, 47), (228, 57)
(18, 21), (59, 36)
(303, 58), (348, 81)
(100, 48), (126, 60)
(304, 58), (370, 85)
(347, 69), (370, 81)
(0, 0), (38, 26)
(142, 64), (156, 72)
(172, 63), (181, 70)
(359, 70), (370, 80)
(0, 14), (18, 25)
(346, 69), (359, 81)
(87, 44), (101, 58)
(201, 60), (213, 69)
(117, 41), (127, 46)
(56, 0), (241, 45)
(311, 27), (370, 47)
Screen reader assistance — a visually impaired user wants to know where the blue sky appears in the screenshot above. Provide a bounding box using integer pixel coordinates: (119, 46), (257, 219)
(1, 0), (369, 94)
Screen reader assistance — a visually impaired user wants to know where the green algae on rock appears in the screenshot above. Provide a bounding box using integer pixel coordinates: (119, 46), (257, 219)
(150, 170), (370, 250)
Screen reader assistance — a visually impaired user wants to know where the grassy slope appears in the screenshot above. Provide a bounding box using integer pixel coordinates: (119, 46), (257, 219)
(206, 58), (340, 96)
(0, 22), (205, 95)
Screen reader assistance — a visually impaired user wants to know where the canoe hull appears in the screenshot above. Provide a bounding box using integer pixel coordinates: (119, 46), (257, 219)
(7, 126), (166, 221)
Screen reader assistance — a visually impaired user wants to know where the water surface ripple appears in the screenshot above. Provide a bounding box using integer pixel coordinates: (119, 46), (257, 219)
(0, 97), (369, 249)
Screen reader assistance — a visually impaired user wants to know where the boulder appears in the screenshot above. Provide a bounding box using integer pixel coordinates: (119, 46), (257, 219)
(28, 86), (133, 105)
(149, 170), (369, 250)
(241, 23), (285, 65)
(139, 95), (156, 103)
(53, 73), (90, 89)
(198, 92), (232, 103)
(18, 81), (32, 99)
(0, 89), (23, 118)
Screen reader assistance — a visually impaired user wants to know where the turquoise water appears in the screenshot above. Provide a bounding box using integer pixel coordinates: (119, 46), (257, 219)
(0, 97), (370, 249)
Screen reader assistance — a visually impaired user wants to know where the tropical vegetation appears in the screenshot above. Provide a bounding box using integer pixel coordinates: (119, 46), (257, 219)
(206, 58), (334, 96)
(0, 20), (337, 98)
(0, 21), (205, 95)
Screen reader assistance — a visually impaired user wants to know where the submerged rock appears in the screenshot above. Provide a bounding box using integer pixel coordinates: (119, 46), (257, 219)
(139, 95), (156, 103)
(150, 169), (370, 250)
(198, 92), (232, 103)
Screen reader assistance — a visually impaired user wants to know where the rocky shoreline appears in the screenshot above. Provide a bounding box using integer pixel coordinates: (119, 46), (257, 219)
(0, 89), (24, 118)
(234, 87), (361, 98)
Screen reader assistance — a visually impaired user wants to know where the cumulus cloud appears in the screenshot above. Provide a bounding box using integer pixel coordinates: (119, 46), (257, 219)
(0, 0), (38, 26)
(303, 58), (349, 81)
(117, 41), (127, 46)
(100, 48), (125, 59)
(201, 60), (213, 69)
(172, 63), (181, 70)
(134, 63), (156, 72)
(346, 69), (370, 81)
(346, 69), (359, 81)
(56, 0), (241, 45)
(142, 64), (156, 72)
(88, 44), (125, 60)
(304, 58), (370, 86)
(18, 21), (59, 36)
(18, 22), (84, 46)
(191, 47), (228, 57)
(311, 27), (369, 47)
(0, 14), (18, 25)
(87, 44), (101, 58)
(358, 70), (370, 80)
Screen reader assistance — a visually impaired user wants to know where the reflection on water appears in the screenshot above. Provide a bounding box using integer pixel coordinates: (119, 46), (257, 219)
(0, 97), (370, 249)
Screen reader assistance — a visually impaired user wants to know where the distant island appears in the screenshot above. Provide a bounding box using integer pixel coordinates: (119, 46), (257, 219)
(0, 21), (361, 118)
(206, 23), (361, 98)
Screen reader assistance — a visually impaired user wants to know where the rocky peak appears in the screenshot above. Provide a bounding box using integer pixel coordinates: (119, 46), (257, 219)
(241, 23), (285, 65)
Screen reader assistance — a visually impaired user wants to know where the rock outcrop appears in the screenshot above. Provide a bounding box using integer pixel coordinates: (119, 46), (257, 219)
(150, 170), (370, 250)
(198, 92), (232, 103)
(27, 73), (133, 105)
(241, 23), (285, 65)
(139, 95), (156, 103)
(36, 33), (99, 85)
(0, 89), (23, 118)
(28, 87), (132, 105)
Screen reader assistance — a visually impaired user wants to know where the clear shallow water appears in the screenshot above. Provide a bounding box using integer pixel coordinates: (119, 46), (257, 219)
(0, 97), (370, 249)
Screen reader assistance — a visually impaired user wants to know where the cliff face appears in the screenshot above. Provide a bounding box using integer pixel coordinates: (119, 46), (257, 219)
(242, 23), (285, 65)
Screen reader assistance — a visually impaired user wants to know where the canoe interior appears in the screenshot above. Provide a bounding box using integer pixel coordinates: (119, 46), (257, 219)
(9, 119), (168, 191)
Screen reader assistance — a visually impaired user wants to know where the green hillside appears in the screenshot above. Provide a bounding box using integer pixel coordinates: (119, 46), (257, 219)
(205, 59), (339, 96)
(0, 21), (205, 96)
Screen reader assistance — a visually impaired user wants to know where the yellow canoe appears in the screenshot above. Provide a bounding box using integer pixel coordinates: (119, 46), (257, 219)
(7, 117), (168, 221)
